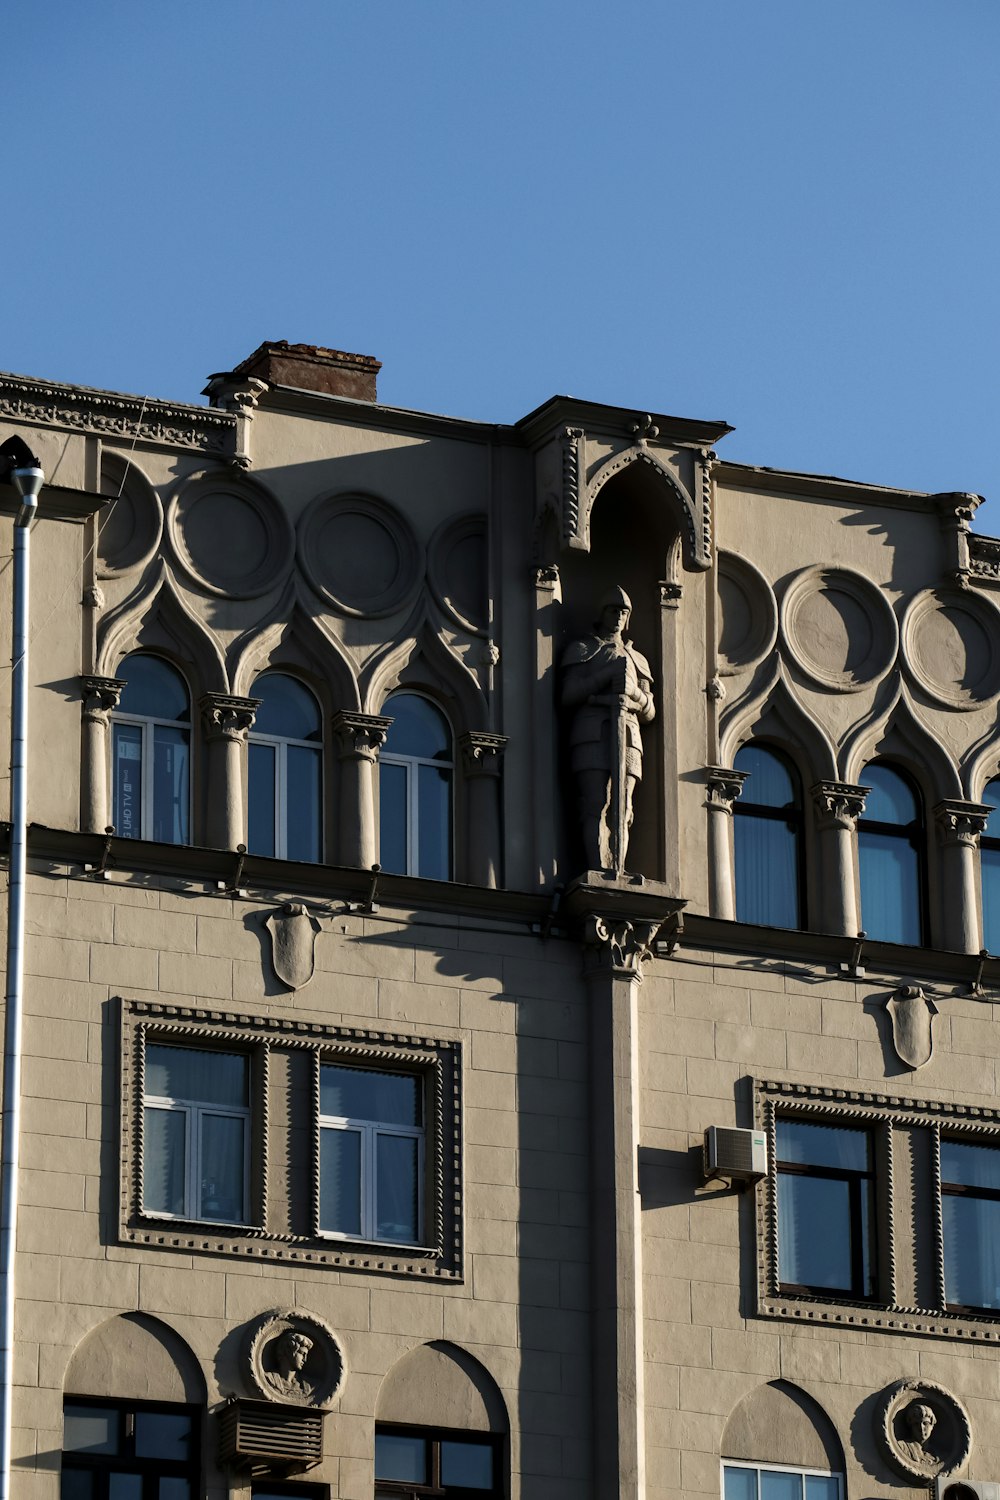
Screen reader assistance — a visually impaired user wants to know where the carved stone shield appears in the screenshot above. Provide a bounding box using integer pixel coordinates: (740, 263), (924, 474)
(265, 903), (320, 990)
(884, 985), (937, 1069)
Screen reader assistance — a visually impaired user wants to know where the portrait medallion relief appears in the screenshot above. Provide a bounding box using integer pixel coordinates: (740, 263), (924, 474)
(297, 492), (422, 617)
(781, 565), (898, 691)
(875, 1379), (972, 1482)
(716, 552), (778, 676)
(246, 1309), (345, 1408)
(96, 453), (163, 579)
(902, 588), (1000, 709)
(167, 468), (294, 599)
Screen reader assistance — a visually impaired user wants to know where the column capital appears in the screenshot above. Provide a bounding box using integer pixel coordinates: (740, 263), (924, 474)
(332, 710), (393, 762)
(704, 765), (748, 811)
(459, 731), (508, 777)
(80, 674), (124, 723)
(934, 798), (992, 847)
(583, 913), (664, 981)
(811, 780), (870, 830)
(200, 693), (259, 742)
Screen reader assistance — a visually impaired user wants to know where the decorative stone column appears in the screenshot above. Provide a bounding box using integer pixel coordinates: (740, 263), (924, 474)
(459, 731), (508, 888)
(332, 712), (392, 869)
(811, 781), (869, 936)
(934, 800), (992, 954)
(200, 694), (259, 851)
(704, 766), (748, 920)
(80, 675), (124, 833)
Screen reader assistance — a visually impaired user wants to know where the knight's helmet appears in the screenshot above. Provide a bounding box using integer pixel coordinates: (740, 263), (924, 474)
(596, 584), (632, 629)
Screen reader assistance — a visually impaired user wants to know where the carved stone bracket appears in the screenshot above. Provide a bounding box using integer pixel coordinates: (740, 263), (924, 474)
(202, 373), (269, 469)
(459, 731), (508, 778)
(332, 711), (392, 763)
(533, 563), (561, 596)
(83, 584), (105, 611)
(201, 693), (259, 742)
(934, 798), (992, 847)
(81, 674), (124, 725)
(811, 780), (869, 831)
(659, 581), (683, 610)
(704, 765), (748, 813)
(583, 913), (663, 980)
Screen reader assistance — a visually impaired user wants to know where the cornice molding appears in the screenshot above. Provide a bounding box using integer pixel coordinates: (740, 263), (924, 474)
(0, 370), (236, 452)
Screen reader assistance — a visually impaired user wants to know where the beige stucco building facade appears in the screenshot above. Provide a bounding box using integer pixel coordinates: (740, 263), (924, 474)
(2, 342), (1000, 1498)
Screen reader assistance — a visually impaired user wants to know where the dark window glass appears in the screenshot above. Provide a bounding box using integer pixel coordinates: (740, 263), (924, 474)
(440, 1439), (494, 1488)
(776, 1118), (875, 1299)
(858, 762), (925, 946)
(733, 744), (803, 930)
(248, 673), (322, 862)
(380, 693), (453, 879)
(375, 1428), (501, 1498)
(376, 1433), (429, 1483)
(320, 1067), (420, 1126)
(942, 1136), (1000, 1310)
(113, 654), (190, 845)
(248, 742), (277, 857)
(385, 695), (451, 761)
(253, 673), (322, 741)
(61, 1399), (199, 1500)
(118, 656), (189, 722)
(981, 778), (1000, 954)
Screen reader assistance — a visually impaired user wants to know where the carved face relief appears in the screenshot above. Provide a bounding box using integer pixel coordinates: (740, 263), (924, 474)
(876, 1379), (971, 1482)
(884, 985), (937, 1069)
(265, 903), (320, 991)
(246, 1309), (344, 1408)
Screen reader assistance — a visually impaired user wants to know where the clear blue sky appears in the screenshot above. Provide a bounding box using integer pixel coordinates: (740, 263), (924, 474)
(4, 1), (998, 517)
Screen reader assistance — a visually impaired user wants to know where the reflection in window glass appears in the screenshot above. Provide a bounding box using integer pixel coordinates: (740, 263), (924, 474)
(380, 693), (453, 879)
(142, 1045), (249, 1224)
(375, 1432), (428, 1483)
(375, 1428), (501, 1497)
(981, 778), (1000, 953)
(733, 745), (803, 929)
(319, 1064), (423, 1245)
(61, 1399), (198, 1500)
(942, 1136), (1000, 1310)
(858, 762), (924, 945)
(64, 1407), (118, 1455)
(248, 673), (322, 863)
(440, 1439), (494, 1488)
(776, 1118), (874, 1298)
(723, 1466), (842, 1500)
(113, 654), (190, 845)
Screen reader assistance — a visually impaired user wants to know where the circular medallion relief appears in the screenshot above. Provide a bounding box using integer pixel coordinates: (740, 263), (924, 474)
(297, 492), (422, 617)
(902, 589), (1000, 709)
(781, 566), (898, 691)
(96, 454), (163, 579)
(428, 514), (488, 635)
(167, 470), (293, 599)
(246, 1308), (345, 1409)
(717, 552), (777, 675)
(876, 1379), (971, 1483)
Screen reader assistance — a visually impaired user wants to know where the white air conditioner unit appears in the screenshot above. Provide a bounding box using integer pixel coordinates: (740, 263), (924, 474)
(937, 1481), (1000, 1500)
(703, 1126), (768, 1181)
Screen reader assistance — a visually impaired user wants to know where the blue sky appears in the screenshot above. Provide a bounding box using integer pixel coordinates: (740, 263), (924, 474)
(4, 1), (998, 516)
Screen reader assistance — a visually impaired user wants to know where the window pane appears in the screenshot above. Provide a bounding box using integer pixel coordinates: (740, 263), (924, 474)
(942, 1138), (1000, 1190)
(286, 744), (322, 863)
(321, 1066), (420, 1126)
(776, 1120), (870, 1172)
(375, 1432), (428, 1482)
(319, 1127), (362, 1235)
(152, 726), (189, 845)
(734, 813), (800, 928)
(984, 779), (1000, 837)
(735, 745), (796, 808)
(143, 1107), (186, 1216)
(200, 1114), (246, 1222)
(377, 1134), (419, 1242)
(863, 763), (919, 824)
(119, 655), (189, 721)
(761, 1474), (801, 1500)
(63, 1406), (119, 1454)
(135, 1410), (192, 1460)
(60, 1472), (95, 1500)
(723, 1469), (757, 1500)
(440, 1439), (494, 1488)
(113, 722), (143, 840)
(384, 693), (450, 760)
(159, 1482), (191, 1500)
(983, 845), (1000, 954)
(248, 742), (277, 857)
(379, 760), (408, 875)
(252, 673), (322, 741)
(858, 830), (921, 945)
(418, 764), (452, 879)
(943, 1194), (1000, 1308)
(778, 1173), (855, 1291)
(108, 1478), (142, 1500)
(805, 1479), (840, 1500)
(146, 1046), (248, 1108)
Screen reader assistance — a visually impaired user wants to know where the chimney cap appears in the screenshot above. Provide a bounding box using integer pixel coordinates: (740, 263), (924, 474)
(230, 340), (381, 402)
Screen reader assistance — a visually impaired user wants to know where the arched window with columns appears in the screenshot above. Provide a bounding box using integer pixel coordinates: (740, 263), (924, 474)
(379, 693), (453, 880)
(981, 776), (1000, 954)
(858, 761), (926, 946)
(112, 653), (191, 844)
(247, 672), (323, 862)
(733, 743), (804, 930)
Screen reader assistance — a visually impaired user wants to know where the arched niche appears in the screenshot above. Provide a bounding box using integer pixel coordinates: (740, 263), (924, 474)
(722, 1380), (844, 1473)
(375, 1341), (508, 1434)
(63, 1312), (206, 1405)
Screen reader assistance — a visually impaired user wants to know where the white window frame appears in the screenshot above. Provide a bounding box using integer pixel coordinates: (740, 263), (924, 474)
(142, 1048), (251, 1227)
(113, 706), (191, 843)
(318, 1065), (425, 1247)
(381, 693), (454, 878)
(248, 678), (323, 861)
(721, 1459), (844, 1498)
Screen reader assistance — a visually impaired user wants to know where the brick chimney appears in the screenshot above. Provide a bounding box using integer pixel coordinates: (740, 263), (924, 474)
(232, 340), (381, 402)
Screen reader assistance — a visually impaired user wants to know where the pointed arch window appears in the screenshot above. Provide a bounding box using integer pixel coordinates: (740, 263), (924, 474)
(113, 653), (191, 844)
(733, 744), (804, 929)
(858, 762), (926, 946)
(248, 673), (323, 862)
(981, 777), (1000, 954)
(379, 693), (453, 880)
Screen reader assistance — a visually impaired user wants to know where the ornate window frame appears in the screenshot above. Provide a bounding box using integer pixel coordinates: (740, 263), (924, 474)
(120, 999), (463, 1280)
(755, 1079), (1000, 1341)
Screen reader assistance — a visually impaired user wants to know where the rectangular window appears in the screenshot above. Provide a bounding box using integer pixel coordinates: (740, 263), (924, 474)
(142, 1044), (250, 1225)
(722, 1462), (842, 1499)
(775, 1118), (875, 1299)
(62, 1397), (199, 1500)
(319, 1065), (423, 1245)
(375, 1427), (499, 1498)
(941, 1136), (1000, 1312)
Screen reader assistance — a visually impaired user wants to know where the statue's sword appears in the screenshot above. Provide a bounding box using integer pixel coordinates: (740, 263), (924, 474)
(612, 692), (628, 877)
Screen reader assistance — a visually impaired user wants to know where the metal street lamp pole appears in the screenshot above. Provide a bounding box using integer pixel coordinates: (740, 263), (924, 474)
(0, 439), (44, 1500)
